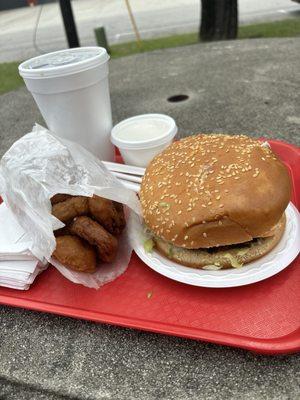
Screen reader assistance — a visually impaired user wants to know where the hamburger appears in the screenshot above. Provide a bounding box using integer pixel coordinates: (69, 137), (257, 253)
(139, 134), (291, 269)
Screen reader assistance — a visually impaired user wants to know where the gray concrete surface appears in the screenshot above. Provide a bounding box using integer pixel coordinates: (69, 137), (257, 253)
(0, 0), (299, 62)
(1, 37), (299, 157)
(0, 307), (300, 400)
(0, 38), (299, 399)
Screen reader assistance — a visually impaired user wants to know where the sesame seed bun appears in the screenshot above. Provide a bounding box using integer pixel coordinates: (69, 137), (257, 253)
(140, 134), (291, 252)
(154, 214), (286, 269)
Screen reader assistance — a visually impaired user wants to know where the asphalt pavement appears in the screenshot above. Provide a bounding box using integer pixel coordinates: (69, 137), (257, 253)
(0, 0), (299, 62)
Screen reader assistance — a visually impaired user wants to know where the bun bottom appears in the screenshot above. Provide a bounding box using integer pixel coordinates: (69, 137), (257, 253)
(154, 214), (286, 269)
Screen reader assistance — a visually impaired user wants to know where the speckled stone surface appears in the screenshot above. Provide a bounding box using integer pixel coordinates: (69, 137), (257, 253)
(1, 38), (299, 159)
(0, 307), (300, 400)
(0, 38), (299, 399)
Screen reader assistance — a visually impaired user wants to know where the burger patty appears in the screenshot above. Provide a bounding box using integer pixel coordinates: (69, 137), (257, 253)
(204, 238), (262, 253)
(154, 214), (286, 269)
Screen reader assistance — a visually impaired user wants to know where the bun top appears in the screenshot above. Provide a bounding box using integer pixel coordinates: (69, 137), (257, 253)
(140, 134), (291, 248)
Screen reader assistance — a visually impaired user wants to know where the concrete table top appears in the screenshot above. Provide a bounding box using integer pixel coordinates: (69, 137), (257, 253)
(0, 38), (299, 400)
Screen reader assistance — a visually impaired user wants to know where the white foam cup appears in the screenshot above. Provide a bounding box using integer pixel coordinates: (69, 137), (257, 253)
(18, 47), (114, 161)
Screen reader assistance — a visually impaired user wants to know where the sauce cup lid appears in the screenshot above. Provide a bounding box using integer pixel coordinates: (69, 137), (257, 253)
(111, 114), (177, 150)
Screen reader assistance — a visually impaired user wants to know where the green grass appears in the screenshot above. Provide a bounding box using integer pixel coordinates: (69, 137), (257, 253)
(1, 18), (300, 95)
(110, 32), (198, 58)
(110, 18), (300, 58)
(0, 62), (23, 95)
(239, 17), (300, 39)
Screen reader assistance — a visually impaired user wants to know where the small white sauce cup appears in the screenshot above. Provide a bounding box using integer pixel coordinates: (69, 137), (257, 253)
(111, 114), (177, 167)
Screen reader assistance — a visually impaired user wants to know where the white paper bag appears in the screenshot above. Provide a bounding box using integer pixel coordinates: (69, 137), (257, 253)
(0, 124), (141, 288)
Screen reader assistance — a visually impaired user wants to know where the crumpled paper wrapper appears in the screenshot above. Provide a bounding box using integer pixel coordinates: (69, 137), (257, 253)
(0, 124), (141, 288)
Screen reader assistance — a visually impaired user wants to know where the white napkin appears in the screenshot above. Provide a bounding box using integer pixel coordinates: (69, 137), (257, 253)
(0, 204), (35, 260)
(0, 202), (47, 290)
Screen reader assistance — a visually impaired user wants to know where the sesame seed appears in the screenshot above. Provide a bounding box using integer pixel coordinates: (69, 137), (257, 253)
(203, 232), (207, 237)
(216, 195), (221, 200)
(178, 210), (182, 215)
(184, 235), (189, 240)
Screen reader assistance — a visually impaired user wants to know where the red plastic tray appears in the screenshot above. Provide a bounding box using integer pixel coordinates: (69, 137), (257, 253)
(0, 139), (299, 355)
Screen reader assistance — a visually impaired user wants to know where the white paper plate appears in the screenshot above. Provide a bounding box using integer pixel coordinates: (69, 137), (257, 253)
(132, 203), (300, 288)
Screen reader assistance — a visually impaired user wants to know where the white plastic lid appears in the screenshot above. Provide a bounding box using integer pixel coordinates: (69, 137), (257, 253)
(111, 114), (177, 150)
(19, 47), (109, 79)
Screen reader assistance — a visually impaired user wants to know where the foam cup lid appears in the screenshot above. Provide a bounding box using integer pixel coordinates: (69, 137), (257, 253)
(19, 47), (109, 79)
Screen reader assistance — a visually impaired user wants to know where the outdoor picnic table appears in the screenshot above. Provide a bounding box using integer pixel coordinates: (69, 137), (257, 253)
(0, 38), (299, 399)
